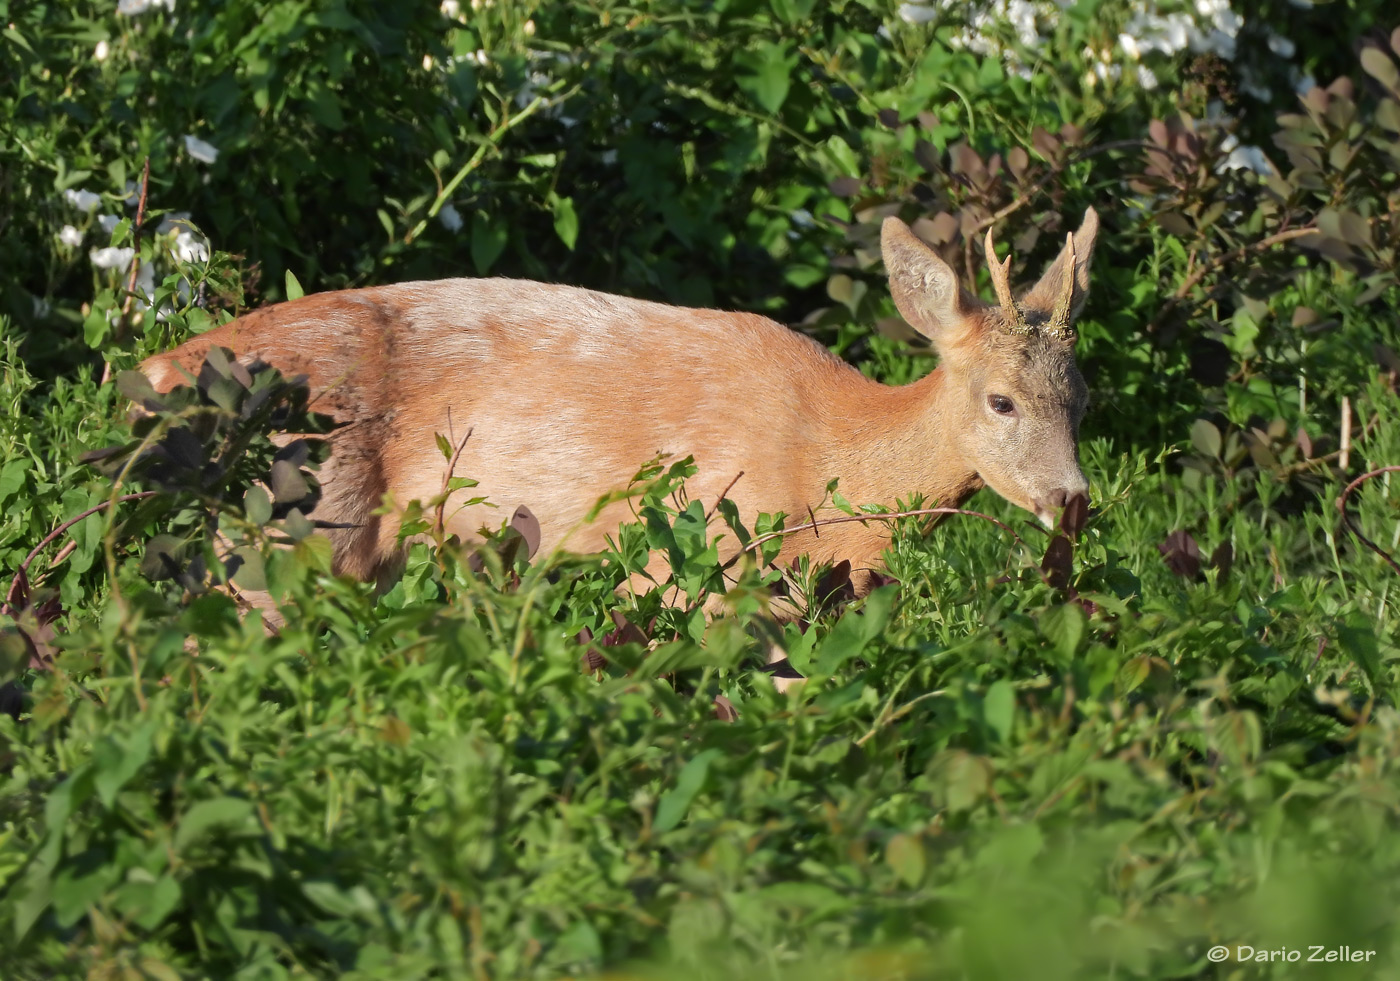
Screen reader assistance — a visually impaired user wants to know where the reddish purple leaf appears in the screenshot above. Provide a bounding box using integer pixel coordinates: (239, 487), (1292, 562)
(1041, 536), (1073, 590)
(1159, 530), (1202, 579)
(1059, 493), (1089, 539)
(816, 559), (855, 609)
(1211, 541), (1234, 581)
(510, 505), (541, 560)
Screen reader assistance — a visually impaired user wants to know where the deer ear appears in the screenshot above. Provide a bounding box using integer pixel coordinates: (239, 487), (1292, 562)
(881, 217), (982, 346)
(1020, 207), (1099, 324)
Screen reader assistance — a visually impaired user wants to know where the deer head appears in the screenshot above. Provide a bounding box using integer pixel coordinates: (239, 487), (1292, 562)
(881, 208), (1100, 526)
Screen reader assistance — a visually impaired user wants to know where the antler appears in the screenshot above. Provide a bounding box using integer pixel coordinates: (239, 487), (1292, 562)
(984, 228), (1031, 335)
(1044, 231), (1077, 341)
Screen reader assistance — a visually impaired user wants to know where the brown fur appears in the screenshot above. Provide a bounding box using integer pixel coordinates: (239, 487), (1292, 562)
(141, 210), (1100, 607)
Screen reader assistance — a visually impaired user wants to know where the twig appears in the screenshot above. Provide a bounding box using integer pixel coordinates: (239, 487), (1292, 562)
(1336, 466), (1400, 578)
(856, 688), (947, 747)
(404, 92), (559, 245)
(1276, 404), (1381, 480)
(1340, 396), (1352, 471)
(434, 423), (475, 535)
(121, 157), (152, 316)
(704, 471), (745, 523)
(3, 491), (159, 615)
(1147, 226), (1317, 333)
(740, 506), (1025, 558)
(100, 157), (152, 387)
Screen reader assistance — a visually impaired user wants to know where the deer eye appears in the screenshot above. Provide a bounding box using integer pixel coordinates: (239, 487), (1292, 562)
(988, 394), (1016, 415)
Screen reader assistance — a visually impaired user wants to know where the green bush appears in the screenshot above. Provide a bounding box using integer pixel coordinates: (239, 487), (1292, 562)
(3, 0), (1400, 978)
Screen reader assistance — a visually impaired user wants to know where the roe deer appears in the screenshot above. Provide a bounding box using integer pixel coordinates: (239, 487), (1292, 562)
(140, 208), (1099, 623)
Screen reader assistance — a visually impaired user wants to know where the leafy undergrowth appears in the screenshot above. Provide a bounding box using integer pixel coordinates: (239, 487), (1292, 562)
(1, 351), (1399, 980)
(5, 0), (1400, 976)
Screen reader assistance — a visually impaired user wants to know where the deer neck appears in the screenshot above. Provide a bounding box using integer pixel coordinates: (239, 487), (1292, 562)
(817, 366), (983, 512)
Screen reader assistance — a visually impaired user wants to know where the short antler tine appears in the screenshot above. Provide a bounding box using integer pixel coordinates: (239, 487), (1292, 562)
(984, 227), (1028, 334)
(1047, 231), (1077, 340)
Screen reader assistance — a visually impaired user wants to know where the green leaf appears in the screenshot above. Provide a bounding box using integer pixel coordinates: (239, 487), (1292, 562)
(471, 212), (508, 275)
(174, 797), (256, 851)
(230, 547), (267, 591)
(114, 875), (182, 930)
(0, 459), (28, 506)
(1190, 419), (1222, 459)
(550, 193), (579, 250)
(244, 486), (272, 525)
(736, 41), (798, 114)
(983, 680), (1015, 744)
(285, 268), (304, 301)
(885, 833), (926, 887)
(93, 722), (156, 809)
(1039, 603), (1087, 661)
(653, 749), (721, 833)
(812, 584), (896, 677)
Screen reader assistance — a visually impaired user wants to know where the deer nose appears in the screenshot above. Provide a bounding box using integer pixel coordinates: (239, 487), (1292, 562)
(1034, 479), (1089, 515)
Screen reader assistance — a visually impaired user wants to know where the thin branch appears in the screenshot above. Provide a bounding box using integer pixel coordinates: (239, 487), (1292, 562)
(740, 506), (1025, 558)
(1340, 396), (1352, 471)
(1336, 466), (1400, 578)
(856, 688), (948, 747)
(434, 425), (475, 536)
(100, 157), (152, 387)
(404, 90), (563, 245)
(4, 491), (159, 615)
(704, 470), (745, 523)
(1147, 226), (1318, 333)
(121, 157), (152, 316)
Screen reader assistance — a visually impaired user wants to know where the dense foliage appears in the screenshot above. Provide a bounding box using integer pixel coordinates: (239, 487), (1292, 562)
(3, 0), (1400, 977)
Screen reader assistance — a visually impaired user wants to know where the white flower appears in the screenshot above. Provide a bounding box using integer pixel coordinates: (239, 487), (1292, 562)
(1218, 135), (1272, 174)
(94, 39), (109, 60)
(523, 18), (535, 36)
(173, 230), (209, 263)
(1119, 33), (1141, 60)
(59, 225), (84, 248)
(1267, 32), (1296, 58)
(1004, 0), (1041, 48)
(64, 187), (102, 212)
(1137, 65), (1158, 90)
(437, 203), (464, 233)
(422, 53), (435, 70)
(440, 0), (460, 16)
(90, 246), (135, 270)
(898, 3), (938, 24)
(117, 0), (152, 14)
(97, 213), (122, 235)
(183, 134), (220, 164)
